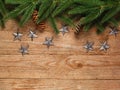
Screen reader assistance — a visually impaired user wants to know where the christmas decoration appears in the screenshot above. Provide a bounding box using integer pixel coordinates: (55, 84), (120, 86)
(74, 24), (82, 34)
(43, 37), (54, 48)
(99, 41), (109, 51)
(32, 10), (38, 23)
(32, 10), (46, 31)
(109, 26), (119, 37)
(3, 0), (120, 34)
(13, 29), (23, 41)
(4, 0), (60, 34)
(19, 44), (29, 56)
(83, 41), (94, 52)
(68, 0), (120, 33)
(28, 30), (38, 41)
(36, 22), (46, 32)
(59, 25), (69, 35)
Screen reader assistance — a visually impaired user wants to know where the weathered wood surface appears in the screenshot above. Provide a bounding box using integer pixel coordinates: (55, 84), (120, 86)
(0, 20), (120, 89)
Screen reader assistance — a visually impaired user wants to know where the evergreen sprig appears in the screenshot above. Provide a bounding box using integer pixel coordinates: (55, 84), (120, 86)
(2, 0), (120, 34)
(5, 0), (35, 4)
(70, 0), (120, 33)
(0, 0), (7, 27)
(49, 15), (59, 34)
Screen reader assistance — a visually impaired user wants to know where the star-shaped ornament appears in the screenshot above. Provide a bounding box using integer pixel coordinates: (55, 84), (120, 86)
(43, 37), (54, 48)
(109, 26), (119, 37)
(13, 29), (23, 41)
(83, 41), (94, 52)
(28, 30), (38, 41)
(100, 41), (109, 51)
(19, 44), (29, 56)
(59, 26), (69, 35)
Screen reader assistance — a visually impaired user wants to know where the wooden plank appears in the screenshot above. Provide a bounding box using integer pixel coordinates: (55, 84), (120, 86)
(0, 79), (120, 90)
(0, 55), (120, 79)
(0, 28), (120, 55)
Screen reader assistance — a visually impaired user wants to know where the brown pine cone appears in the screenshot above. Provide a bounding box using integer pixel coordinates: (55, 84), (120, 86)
(74, 24), (81, 34)
(32, 10), (46, 32)
(32, 10), (38, 23)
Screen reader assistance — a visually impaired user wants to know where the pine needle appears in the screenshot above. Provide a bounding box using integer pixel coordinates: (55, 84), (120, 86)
(37, 1), (56, 24)
(0, 0), (7, 15)
(52, 0), (73, 17)
(83, 23), (93, 32)
(101, 7), (120, 23)
(37, 0), (52, 23)
(96, 23), (105, 34)
(48, 16), (59, 34)
(59, 15), (75, 27)
(5, 0), (35, 4)
(5, 3), (31, 20)
(20, 3), (36, 26)
(80, 10), (100, 25)
(108, 18), (119, 27)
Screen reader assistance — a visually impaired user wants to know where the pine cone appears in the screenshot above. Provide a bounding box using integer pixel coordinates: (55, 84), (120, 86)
(74, 24), (81, 34)
(32, 10), (38, 23)
(32, 10), (46, 32)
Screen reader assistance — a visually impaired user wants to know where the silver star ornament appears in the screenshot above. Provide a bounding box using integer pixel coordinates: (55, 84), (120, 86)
(28, 30), (38, 41)
(19, 44), (29, 56)
(43, 37), (54, 48)
(100, 41), (109, 51)
(59, 26), (69, 35)
(13, 29), (23, 41)
(109, 26), (119, 37)
(83, 41), (94, 52)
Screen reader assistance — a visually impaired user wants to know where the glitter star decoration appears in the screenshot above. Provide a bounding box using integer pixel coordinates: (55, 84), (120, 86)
(100, 41), (109, 51)
(83, 41), (94, 52)
(28, 30), (38, 41)
(19, 44), (29, 56)
(109, 26), (119, 37)
(59, 25), (69, 35)
(43, 37), (54, 48)
(13, 29), (23, 41)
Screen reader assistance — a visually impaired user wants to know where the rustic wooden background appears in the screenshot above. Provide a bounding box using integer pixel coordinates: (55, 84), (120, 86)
(0, 20), (120, 90)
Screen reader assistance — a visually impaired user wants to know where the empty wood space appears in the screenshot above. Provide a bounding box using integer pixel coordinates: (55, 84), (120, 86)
(0, 20), (120, 90)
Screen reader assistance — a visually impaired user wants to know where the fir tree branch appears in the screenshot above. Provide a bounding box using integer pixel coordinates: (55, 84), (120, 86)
(83, 23), (93, 32)
(5, 3), (31, 20)
(0, 19), (5, 28)
(68, 6), (99, 15)
(0, 0), (7, 27)
(37, 0), (57, 24)
(59, 15), (75, 27)
(101, 6), (120, 23)
(52, 0), (73, 17)
(2, 0), (120, 34)
(48, 16), (59, 34)
(96, 23), (105, 34)
(0, 0), (7, 15)
(5, 0), (35, 4)
(80, 10), (100, 25)
(20, 3), (36, 26)
(37, 0), (52, 23)
(108, 18), (119, 27)
(73, 0), (104, 6)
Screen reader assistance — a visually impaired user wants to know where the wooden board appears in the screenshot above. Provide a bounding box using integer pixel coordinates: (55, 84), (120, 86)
(0, 79), (120, 90)
(0, 20), (120, 90)
(0, 55), (120, 79)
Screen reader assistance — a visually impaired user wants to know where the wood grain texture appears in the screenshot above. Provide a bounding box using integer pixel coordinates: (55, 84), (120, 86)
(0, 55), (120, 79)
(0, 20), (120, 90)
(0, 79), (120, 90)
